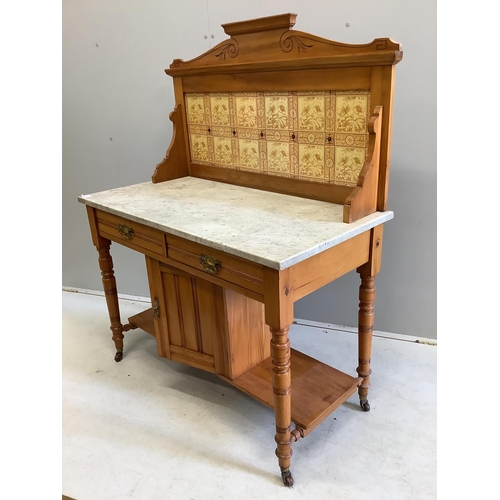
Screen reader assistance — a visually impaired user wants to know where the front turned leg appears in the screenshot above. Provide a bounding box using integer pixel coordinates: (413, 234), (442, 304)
(97, 243), (125, 361)
(270, 326), (294, 487)
(357, 270), (375, 411)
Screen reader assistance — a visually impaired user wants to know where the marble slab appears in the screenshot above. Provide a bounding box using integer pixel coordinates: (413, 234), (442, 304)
(79, 177), (393, 270)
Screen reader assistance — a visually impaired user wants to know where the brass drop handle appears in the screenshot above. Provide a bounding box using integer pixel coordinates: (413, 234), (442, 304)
(118, 224), (134, 240)
(200, 254), (221, 274)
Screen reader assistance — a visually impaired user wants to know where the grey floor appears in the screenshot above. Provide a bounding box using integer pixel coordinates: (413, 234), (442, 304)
(62, 290), (436, 500)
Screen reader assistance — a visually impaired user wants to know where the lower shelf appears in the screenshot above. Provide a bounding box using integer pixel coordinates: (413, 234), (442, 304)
(128, 308), (360, 435)
(224, 349), (361, 435)
(128, 308), (155, 336)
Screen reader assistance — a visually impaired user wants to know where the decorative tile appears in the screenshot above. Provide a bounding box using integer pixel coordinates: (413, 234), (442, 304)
(267, 142), (291, 176)
(238, 139), (260, 171)
(335, 94), (368, 133)
(237, 127), (260, 141)
(185, 90), (371, 186)
(298, 144), (327, 182)
(265, 94), (289, 130)
(190, 134), (209, 163)
(235, 95), (258, 129)
(298, 131), (325, 146)
(268, 129), (289, 143)
(187, 124), (206, 136)
(213, 136), (232, 166)
(210, 94), (231, 126)
(334, 147), (366, 185)
(298, 94), (325, 132)
(211, 126), (232, 138)
(335, 133), (366, 148)
(186, 95), (205, 125)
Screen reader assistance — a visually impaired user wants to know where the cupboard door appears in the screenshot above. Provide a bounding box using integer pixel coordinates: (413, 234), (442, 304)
(146, 257), (226, 374)
(161, 264), (218, 373)
(146, 257), (269, 379)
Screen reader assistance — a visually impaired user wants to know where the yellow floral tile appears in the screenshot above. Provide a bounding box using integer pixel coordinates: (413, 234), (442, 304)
(188, 124), (207, 135)
(334, 147), (366, 185)
(298, 144), (325, 181)
(335, 133), (366, 148)
(298, 95), (325, 131)
(210, 95), (230, 126)
(185, 95), (205, 125)
(213, 136), (232, 166)
(235, 96), (258, 129)
(265, 95), (288, 129)
(237, 127), (260, 140)
(211, 126), (232, 138)
(185, 90), (370, 187)
(335, 94), (368, 133)
(267, 130), (289, 142)
(189, 134), (209, 163)
(238, 139), (260, 171)
(267, 142), (291, 175)
(298, 131), (324, 145)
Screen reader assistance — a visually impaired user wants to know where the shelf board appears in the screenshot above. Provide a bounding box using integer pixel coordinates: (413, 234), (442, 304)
(127, 309), (359, 434)
(128, 308), (155, 336)
(225, 349), (360, 435)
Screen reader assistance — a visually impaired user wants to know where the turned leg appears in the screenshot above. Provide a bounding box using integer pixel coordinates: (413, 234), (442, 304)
(356, 270), (375, 411)
(270, 325), (294, 487)
(97, 242), (125, 362)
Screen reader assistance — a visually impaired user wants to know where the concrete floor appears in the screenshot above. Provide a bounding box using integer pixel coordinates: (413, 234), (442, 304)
(62, 290), (436, 499)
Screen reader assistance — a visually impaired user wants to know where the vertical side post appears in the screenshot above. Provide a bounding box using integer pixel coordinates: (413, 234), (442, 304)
(86, 206), (125, 361)
(97, 243), (125, 361)
(270, 325), (292, 475)
(357, 271), (375, 410)
(356, 225), (384, 410)
(264, 267), (294, 486)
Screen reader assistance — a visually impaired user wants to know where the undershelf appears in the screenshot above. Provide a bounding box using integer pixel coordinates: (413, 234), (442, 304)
(128, 307), (360, 435)
(223, 349), (360, 436)
(128, 308), (155, 336)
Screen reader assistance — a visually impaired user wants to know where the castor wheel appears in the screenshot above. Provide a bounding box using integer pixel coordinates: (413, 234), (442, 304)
(360, 399), (370, 412)
(114, 351), (123, 362)
(281, 468), (294, 487)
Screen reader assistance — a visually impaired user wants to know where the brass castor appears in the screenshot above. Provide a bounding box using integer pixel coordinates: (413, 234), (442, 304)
(114, 351), (123, 362)
(360, 399), (370, 412)
(281, 468), (294, 487)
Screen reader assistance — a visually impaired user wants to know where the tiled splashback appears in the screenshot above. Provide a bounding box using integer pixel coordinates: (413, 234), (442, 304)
(185, 91), (370, 186)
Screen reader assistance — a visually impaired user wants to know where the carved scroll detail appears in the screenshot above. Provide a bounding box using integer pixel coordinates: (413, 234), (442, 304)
(152, 104), (189, 183)
(280, 32), (314, 53)
(215, 40), (239, 60)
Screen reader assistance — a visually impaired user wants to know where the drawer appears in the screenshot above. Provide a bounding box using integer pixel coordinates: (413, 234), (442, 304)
(96, 210), (167, 257)
(166, 234), (264, 295)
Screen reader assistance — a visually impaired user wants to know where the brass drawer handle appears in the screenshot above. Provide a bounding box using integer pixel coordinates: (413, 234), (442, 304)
(200, 254), (221, 274)
(118, 224), (134, 240)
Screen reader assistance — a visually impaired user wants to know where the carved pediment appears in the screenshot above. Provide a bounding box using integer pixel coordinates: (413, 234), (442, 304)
(167, 13), (402, 76)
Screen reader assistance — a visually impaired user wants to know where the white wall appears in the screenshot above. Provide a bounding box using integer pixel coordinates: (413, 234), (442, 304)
(63, 0), (437, 338)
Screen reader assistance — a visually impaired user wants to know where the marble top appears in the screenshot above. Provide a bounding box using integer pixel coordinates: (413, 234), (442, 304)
(79, 177), (393, 270)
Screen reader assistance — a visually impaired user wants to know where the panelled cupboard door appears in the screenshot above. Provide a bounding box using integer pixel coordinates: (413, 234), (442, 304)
(159, 263), (219, 374)
(145, 257), (270, 380)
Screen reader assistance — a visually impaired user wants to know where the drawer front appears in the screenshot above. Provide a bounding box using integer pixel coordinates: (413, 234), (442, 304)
(166, 234), (264, 295)
(96, 210), (167, 257)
